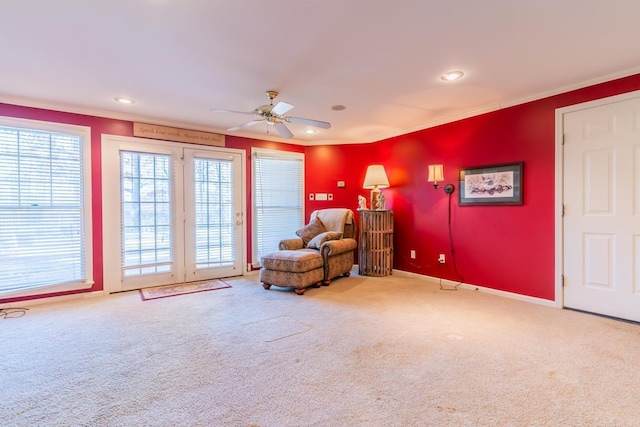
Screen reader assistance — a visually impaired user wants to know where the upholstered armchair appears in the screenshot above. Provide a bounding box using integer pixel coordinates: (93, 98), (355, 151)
(260, 208), (357, 294)
(280, 208), (357, 284)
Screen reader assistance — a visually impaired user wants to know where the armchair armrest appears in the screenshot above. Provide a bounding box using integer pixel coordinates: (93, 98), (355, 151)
(320, 237), (357, 256)
(279, 238), (304, 250)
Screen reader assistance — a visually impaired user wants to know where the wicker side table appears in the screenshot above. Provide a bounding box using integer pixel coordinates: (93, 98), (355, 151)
(358, 210), (393, 276)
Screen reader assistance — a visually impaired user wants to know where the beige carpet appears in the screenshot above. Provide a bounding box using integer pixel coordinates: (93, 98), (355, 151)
(1, 269), (639, 426)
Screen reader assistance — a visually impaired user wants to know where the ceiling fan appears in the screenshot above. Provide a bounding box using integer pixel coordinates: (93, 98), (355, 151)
(211, 90), (331, 139)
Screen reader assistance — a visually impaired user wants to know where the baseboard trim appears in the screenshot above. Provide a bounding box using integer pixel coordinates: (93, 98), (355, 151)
(392, 269), (557, 308)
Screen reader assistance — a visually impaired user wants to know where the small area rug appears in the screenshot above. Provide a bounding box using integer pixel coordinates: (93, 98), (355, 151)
(139, 279), (231, 301)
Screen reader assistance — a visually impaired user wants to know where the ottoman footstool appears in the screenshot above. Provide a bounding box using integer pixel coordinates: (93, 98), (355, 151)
(260, 250), (325, 295)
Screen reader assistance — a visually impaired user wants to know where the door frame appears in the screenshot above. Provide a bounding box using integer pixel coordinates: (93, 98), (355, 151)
(554, 89), (640, 308)
(101, 134), (247, 294)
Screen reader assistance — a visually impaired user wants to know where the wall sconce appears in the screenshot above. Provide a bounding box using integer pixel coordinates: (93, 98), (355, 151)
(428, 164), (455, 194)
(363, 164), (390, 210)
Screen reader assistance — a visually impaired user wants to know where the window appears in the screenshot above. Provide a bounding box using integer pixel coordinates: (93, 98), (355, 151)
(252, 148), (304, 267)
(0, 118), (92, 296)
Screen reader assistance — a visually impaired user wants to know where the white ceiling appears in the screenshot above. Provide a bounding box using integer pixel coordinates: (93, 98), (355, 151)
(2, 0), (640, 145)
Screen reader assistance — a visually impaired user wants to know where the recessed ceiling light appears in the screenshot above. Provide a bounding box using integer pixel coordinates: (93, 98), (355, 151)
(440, 71), (464, 81)
(114, 96), (135, 105)
(304, 129), (317, 135)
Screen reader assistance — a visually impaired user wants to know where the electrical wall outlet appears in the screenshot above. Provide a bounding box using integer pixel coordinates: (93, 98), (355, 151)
(438, 254), (446, 263)
(410, 250), (416, 259)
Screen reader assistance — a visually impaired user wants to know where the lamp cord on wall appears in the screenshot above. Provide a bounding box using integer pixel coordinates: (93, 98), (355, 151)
(440, 191), (464, 291)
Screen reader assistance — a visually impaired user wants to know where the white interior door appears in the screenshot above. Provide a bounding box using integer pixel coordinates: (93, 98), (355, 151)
(563, 95), (640, 322)
(102, 136), (244, 293)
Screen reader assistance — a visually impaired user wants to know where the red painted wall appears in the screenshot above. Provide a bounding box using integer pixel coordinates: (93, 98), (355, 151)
(304, 144), (378, 216)
(0, 104), (301, 303)
(3, 73), (640, 304)
(304, 73), (640, 300)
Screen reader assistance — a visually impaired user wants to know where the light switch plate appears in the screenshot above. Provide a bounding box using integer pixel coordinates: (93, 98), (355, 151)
(315, 193), (328, 201)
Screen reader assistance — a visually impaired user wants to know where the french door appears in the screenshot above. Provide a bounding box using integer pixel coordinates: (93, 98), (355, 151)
(102, 136), (244, 293)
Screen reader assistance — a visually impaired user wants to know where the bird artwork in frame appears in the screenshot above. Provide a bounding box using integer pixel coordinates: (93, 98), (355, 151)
(459, 162), (523, 206)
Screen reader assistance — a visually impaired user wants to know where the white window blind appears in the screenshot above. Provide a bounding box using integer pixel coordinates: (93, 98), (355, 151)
(252, 149), (304, 266)
(0, 124), (90, 294)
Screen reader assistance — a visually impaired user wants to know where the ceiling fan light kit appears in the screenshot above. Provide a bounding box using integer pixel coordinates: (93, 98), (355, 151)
(212, 90), (331, 139)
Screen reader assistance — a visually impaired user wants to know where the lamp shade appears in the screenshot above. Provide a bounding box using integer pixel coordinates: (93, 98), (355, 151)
(363, 165), (390, 189)
(427, 164), (444, 183)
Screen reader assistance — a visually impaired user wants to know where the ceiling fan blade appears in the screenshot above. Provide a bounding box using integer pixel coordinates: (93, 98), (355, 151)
(228, 119), (264, 131)
(273, 121), (293, 139)
(211, 108), (255, 116)
(286, 116), (332, 129)
(271, 101), (294, 116)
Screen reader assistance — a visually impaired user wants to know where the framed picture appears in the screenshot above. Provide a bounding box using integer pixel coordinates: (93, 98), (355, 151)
(459, 162), (523, 206)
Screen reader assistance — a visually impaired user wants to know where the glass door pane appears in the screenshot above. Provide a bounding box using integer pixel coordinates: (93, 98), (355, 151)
(194, 157), (234, 268)
(120, 151), (173, 277)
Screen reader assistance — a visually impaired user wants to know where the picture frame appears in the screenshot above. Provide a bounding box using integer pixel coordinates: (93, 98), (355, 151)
(459, 162), (523, 206)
